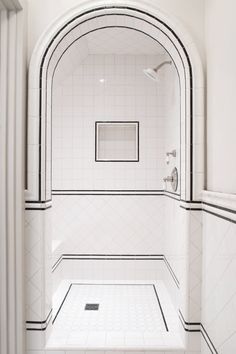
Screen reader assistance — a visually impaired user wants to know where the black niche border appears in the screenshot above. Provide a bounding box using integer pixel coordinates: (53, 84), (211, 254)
(95, 121), (139, 162)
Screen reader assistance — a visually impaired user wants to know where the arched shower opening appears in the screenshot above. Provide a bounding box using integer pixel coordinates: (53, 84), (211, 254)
(25, 2), (204, 352)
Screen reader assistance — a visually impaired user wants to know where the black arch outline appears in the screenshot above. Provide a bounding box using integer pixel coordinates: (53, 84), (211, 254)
(50, 24), (182, 194)
(35, 6), (193, 202)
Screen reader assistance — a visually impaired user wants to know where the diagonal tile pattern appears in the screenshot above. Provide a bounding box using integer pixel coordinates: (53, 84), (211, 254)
(202, 212), (236, 352)
(25, 209), (52, 322)
(52, 195), (164, 255)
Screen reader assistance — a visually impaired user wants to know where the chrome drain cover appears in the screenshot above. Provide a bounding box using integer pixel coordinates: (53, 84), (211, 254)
(85, 303), (99, 311)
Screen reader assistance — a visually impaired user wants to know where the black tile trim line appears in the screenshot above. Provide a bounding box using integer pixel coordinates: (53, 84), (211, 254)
(152, 284), (169, 331)
(95, 121), (140, 162)
(203, 209), (236, 224)
(26, 309), (52, 331)
(201, 201), (236, 222)
(202, 201), (236, 214)
(51, 191), (184, 201)
(181, 206), (236, 221)
(180, 206), (202, 211)
(179, 310), (200, 332)
(25, 197), (236, 218)
(51, 191), (179, 199)
(180, 200), (202, 204)
(25, 199), (52, 203)
(51, 254), (180, 289)
(200, 324), (218, 354)
(180, 201), (236, 218)
(52, 189), (164, 196)
(25, 205), (52, 211)
(35, 5), (194, 203)
(179, 310), (218, 354)
(49, 18), (185, 199)
(52, 282), (169, 332)
(52, 189), (164, 192)
(52, 193), (164, 196)
(50, 23), (183, 199)
(180, 201), (236, 219)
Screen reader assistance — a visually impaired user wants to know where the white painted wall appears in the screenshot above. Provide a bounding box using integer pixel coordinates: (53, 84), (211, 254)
(0, 3), (27, 354)
(205, 0), (236, 194)
(26, 0), (205, 62)
(202, 2), (236, 352)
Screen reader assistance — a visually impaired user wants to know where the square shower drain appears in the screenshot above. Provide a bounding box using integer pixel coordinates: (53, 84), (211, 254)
(85, 303), (99, 311)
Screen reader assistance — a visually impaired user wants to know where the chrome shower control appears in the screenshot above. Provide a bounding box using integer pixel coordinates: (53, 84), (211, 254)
(163, 167), (178, 192)
(163, 176), (173, 182)
(171, 167), (178, 192)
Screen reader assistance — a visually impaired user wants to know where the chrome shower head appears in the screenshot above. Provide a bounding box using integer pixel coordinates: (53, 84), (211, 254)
(143, 67), (159, 81)
(143, 60), (172, 81)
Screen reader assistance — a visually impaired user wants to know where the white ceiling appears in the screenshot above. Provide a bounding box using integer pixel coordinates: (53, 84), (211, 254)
(54, 27), (167, 86)
(85, 27), (166, 55)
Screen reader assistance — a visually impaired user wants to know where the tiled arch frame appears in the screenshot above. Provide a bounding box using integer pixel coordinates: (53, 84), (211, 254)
(26, 0), (204, 204)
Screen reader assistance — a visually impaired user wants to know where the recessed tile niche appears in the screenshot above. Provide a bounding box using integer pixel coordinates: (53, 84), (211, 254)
(95, 121), (139, 162)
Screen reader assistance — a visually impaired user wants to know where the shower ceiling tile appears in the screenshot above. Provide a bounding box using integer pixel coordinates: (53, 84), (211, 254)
(85, 28), (166, 55)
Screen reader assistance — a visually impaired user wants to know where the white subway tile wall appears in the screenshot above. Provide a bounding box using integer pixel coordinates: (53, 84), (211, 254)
(52, 53), (173, 190)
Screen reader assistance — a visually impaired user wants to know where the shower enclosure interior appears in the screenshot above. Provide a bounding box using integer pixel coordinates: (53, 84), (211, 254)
(49, 27), (181, 349)
(25, 6), (204, 353)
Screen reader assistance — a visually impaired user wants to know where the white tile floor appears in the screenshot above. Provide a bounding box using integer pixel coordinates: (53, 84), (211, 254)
(47, 280), (184, 351)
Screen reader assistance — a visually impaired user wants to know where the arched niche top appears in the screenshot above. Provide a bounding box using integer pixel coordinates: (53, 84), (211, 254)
(26, 0), (204, 203)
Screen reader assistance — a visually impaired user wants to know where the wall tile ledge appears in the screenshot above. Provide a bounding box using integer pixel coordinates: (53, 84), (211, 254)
(25, 200), (52, 210)
(202, 190), (236, 213)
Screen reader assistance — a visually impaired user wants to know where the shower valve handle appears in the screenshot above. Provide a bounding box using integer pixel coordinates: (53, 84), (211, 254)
(163, 176), (174, 183)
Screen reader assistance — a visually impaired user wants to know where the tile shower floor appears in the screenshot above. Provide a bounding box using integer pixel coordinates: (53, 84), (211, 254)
(47, 280), (184, 350)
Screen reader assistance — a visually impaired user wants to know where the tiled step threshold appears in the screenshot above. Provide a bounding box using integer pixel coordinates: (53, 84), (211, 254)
(46, 329), (185, 350)
(46, 329), (185, 351)
(46, 331), (185, 351)
(45, 342), (185, 352)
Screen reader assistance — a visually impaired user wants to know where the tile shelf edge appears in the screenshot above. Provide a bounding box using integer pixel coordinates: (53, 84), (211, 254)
(202, 190), (236, 213)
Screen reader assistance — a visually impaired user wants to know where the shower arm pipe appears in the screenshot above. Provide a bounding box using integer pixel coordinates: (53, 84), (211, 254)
(153, 61), (172, 73)
(166, 149), (176, 157)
